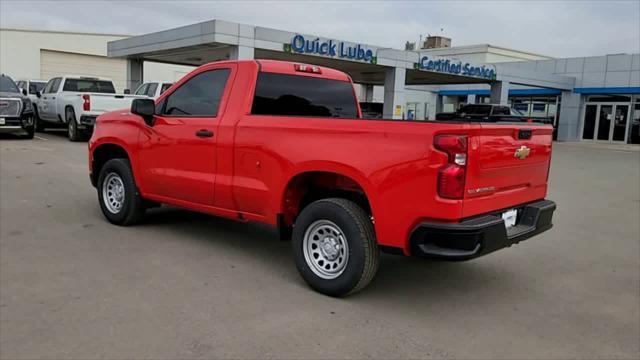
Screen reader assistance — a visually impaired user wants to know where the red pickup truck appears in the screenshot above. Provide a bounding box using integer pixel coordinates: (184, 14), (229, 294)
(89, 60), (556, 297)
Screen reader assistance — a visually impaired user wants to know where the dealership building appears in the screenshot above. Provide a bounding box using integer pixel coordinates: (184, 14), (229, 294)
(1, 20), (638, 144)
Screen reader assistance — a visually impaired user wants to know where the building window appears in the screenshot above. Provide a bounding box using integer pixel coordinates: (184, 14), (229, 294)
(587, 95), (632, 103)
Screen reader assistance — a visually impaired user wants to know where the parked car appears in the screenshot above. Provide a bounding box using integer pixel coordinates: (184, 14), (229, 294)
(133, 81), (173, 99)
(35, 76), (144, 141)
(0, 74), (35, 139)
(15, 79), (47, 104)
(436, 103), (553, 124)
(89, 60), (556, 297)
(359, 102), (383, 119)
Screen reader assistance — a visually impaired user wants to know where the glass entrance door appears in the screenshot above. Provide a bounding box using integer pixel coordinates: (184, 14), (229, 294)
(612, 105), (629, 142)
(582, 104), (598, 139)
(582, 103), (631, 142)
(596, 105), (613, 140)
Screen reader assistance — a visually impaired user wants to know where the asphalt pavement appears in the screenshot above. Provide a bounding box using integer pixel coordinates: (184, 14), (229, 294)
(1, 131), (639, 359)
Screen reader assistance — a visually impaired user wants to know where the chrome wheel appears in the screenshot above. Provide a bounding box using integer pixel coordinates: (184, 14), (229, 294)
(102, 173), (125, 214)
(303, 220), (349, 279)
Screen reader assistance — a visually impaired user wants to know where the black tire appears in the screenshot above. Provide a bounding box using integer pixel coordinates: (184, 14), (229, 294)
(33, 108), (45, 132)
(97, 158), (146, 226)
(292, 198), (379, 297)
(66, 108), (80, 142)
(23, 126), (34, 139)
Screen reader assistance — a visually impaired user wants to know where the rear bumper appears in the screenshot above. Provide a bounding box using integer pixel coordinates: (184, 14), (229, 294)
(410, 199), (556, 261)
(79, 115), (96, 127)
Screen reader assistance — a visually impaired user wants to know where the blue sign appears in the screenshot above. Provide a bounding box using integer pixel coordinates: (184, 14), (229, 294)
(285, 35), (377, 64)
(415, 56), (496, 80)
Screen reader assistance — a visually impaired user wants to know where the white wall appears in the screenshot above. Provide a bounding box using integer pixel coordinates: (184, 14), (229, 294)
(0, 28), (127, 80)
(1, 28), (196, 91)
(143, 62), (195, 83)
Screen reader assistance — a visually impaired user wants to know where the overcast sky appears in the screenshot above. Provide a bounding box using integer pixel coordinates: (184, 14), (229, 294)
(1, 0), (638, 58)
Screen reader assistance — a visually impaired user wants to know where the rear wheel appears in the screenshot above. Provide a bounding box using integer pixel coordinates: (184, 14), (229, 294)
(292, 198), (379, 297)
(66, 108), (80, 141)
(97, 158), (146, 225)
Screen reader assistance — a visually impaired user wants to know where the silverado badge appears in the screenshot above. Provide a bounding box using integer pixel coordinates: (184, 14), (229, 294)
(514, 145), (531, 160)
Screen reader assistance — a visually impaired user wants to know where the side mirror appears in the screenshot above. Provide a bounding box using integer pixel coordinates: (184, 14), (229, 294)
(36, 91), (42, 98)
(123, 89), (131, 94)
(20, 88), (27, 96)
(131, 98), (156, 126)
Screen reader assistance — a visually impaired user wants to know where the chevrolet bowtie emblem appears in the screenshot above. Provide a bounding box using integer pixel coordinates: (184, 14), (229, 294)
(514, 145), (531, 160)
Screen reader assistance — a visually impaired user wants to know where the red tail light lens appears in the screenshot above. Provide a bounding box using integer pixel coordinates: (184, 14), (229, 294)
(434, 135), (468, 199)
(82, 95), (90, 111)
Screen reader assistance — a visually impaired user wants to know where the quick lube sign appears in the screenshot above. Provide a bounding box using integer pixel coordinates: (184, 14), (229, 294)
(284, 35), (377, 64)
(415, 56), (497, 80)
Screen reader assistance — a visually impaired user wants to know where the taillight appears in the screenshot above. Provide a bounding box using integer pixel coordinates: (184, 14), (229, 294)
(82, 94), (90, 111)
(434, 134), (468, 199)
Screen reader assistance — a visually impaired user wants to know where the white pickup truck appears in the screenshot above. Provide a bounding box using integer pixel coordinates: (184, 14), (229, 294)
(133, 81), (173, 99)
(35, 76), (143, 141)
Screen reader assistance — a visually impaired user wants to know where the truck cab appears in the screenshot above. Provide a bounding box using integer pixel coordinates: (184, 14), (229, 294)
(15, 79), (47, 105)
(36, 76), (144, 141)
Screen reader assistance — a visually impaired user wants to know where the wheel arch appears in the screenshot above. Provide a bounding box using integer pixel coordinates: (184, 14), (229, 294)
(90, 141), (133, 187)
(278, 166), (376, 240)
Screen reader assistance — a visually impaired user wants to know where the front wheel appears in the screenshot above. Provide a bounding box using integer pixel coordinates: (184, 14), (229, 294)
(97, 158), (146, 225)
(33, 108), (45, 132)
(23, 126), (34, 139)
(292, 198), (380, 297)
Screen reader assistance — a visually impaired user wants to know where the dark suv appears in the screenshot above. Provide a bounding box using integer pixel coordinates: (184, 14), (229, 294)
(436, 104), (553, 124)
(0, 74), (35, 139)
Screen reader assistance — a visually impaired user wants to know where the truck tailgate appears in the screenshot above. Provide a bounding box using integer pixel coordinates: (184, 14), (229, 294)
(85, 93), (142, 113)
(463, 123), (553, 218)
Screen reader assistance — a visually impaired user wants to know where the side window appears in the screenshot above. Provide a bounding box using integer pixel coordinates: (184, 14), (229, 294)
(493, 106), (510, 116)
(47, 78), (62, 93)
(17, 81), (25, 89)
(162, 69), (230, 116)
(251, 73), (358, 118)
(43, 80), (53, 94)
(146, 83), (158, 97)
(160, 83), (173, 94)
(135, 83), (149, 96)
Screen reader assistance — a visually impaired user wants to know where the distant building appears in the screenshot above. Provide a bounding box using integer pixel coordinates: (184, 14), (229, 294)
(0, 28), (194, 92)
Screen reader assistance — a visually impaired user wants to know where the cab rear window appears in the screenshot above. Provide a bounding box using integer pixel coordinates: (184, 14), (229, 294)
(251, 73), (358, 118)
(63, 79), (115, 93)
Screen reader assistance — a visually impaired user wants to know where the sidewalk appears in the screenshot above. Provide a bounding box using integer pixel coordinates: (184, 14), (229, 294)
(554, 141), (640, 152)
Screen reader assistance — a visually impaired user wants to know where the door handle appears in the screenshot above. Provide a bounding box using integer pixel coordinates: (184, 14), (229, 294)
(195, 129), (214, 138)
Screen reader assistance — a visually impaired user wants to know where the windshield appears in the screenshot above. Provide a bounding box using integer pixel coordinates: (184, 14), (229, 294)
(29, 81), (46, 94)
(458, 104), (492, 115)
(0, 76), (19, 93)
(510, 107), (524, 116)
(63, 78), (116, 93)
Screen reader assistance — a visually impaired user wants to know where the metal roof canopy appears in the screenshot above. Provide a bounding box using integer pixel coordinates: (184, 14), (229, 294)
(108, 19), (574, 90)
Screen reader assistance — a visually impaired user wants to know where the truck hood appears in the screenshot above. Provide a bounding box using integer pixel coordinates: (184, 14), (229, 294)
(0, 92), (25, 99)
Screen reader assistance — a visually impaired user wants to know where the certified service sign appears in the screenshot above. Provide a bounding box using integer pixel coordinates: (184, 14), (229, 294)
(415, 56), (497, 80)
(284, 35), (377, 64)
